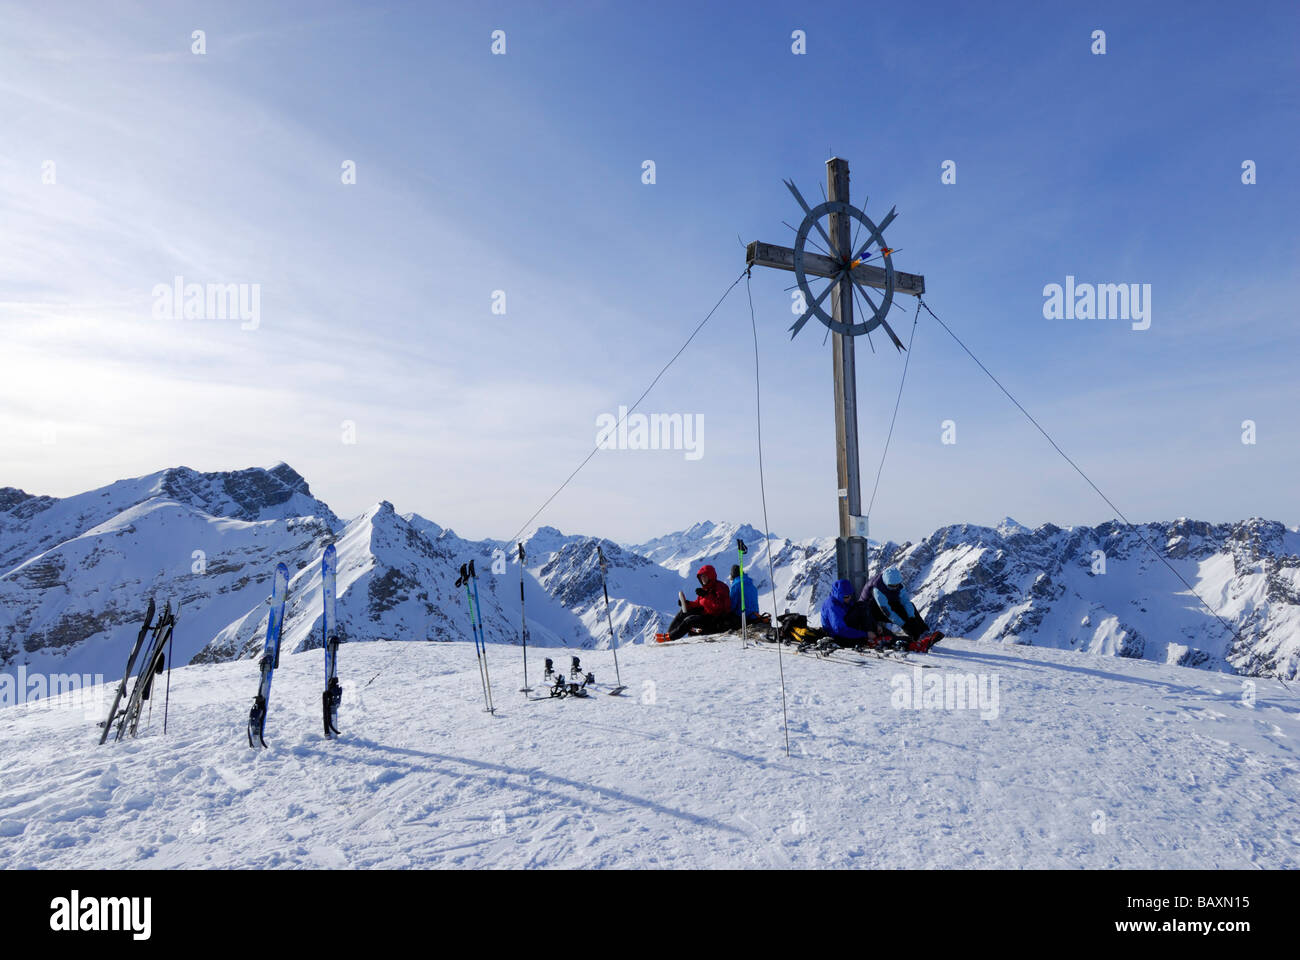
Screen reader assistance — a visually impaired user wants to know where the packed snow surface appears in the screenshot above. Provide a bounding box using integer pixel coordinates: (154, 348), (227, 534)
(2, 635), (1297, 869)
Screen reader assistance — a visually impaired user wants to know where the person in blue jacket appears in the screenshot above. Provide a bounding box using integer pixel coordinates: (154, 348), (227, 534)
(859, 566), (941, 650)
(819, 578), (873, 643)
(728, 564), (759, 625)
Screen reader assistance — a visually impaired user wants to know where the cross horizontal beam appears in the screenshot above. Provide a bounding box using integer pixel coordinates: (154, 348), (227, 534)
(746, 240), (925, 297)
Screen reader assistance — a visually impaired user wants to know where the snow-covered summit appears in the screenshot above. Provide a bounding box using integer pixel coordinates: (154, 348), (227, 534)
(996, 516), (1032, 538)
(402, 512), (444, 542)
(629, 519), (775, 576)
(520, 525), (583, 563)
(0, 463), (338, 577)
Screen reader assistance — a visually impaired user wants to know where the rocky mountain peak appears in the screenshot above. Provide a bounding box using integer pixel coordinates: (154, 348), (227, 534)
(155, 463), (335, 526)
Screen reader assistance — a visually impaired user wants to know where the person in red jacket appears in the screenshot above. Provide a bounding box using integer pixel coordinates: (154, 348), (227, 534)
(662, 564), (732, 641)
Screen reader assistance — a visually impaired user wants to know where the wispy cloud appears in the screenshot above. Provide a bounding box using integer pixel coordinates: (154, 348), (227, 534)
(1, 0), (1296, 541)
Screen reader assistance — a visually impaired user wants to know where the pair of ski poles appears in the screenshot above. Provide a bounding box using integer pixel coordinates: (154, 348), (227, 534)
(457, 561), (495, 713)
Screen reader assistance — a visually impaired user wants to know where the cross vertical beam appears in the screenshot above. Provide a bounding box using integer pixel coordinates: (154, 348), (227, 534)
(748, 158), (925, 598)
(827, 158), (869, 594)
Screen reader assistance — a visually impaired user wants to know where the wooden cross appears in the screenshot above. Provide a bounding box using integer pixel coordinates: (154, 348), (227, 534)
(746, 158), (926, 593)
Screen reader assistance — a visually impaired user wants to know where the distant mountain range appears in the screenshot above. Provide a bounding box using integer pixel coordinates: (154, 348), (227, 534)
(2, 464), (1297, 684)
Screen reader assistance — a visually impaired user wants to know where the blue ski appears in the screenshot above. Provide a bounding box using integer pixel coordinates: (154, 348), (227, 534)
(321, 544), (342, 738)
(247, 563), (290, 748)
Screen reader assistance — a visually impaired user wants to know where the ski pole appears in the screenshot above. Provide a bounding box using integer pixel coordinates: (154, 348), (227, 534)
(162, 621), (174, 735)
(163, 602), (179, 736)
(518, 543), (531, 694)
(144, 603), (175, 732)
(596, 546), (626, 695)
(468, 560), (495, 713)
(737, 538), (748, 649)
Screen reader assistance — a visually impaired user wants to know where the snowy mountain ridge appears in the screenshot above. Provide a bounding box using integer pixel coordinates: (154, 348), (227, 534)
(1, 465), (1297, 687)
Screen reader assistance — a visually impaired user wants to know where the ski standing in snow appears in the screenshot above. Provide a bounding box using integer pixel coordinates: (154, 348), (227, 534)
(111, 600), (179, 742)
(99, 599), (154, 744)
(247, 563), (290, 748)
(321, 544), (343, 739)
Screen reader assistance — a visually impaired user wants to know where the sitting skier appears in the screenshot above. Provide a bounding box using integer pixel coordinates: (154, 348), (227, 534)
(818, 578), (873, 644)
(728, 564), (759, 627)
(859, 566), (942, 652)
(663, 564), (732, 640)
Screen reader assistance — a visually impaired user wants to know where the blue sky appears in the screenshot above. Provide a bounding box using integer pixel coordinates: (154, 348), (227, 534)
(1, 0), (1296, 543)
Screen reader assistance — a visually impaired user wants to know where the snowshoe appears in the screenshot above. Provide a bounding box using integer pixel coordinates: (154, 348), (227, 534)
(798, 636), (833, 655)
(655, 632), (672, 643)
(677, 591), (687, 612)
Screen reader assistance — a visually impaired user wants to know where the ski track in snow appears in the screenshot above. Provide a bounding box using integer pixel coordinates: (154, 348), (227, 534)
(2, 637), (1298, 869)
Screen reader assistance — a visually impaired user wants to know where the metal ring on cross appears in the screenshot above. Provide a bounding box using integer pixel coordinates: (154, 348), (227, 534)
(792, 200), (896, 337)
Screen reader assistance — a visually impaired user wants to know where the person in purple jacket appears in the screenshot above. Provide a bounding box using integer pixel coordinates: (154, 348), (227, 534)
(859, 566), (943, 652)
